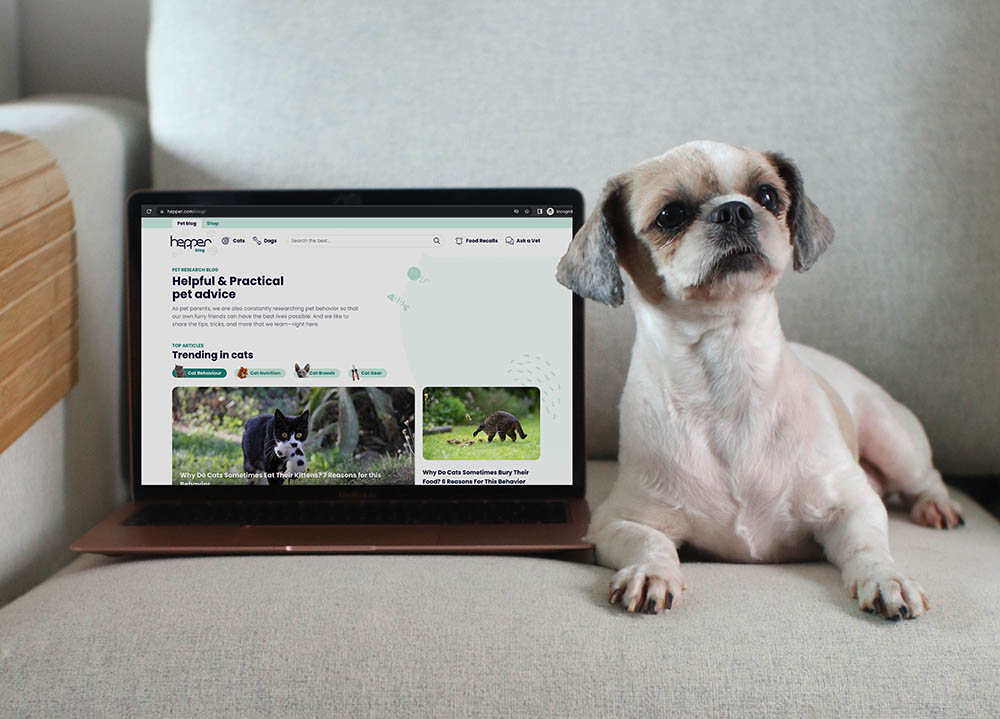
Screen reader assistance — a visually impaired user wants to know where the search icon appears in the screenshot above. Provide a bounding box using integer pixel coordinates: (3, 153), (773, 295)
(433, 236), (440, 244)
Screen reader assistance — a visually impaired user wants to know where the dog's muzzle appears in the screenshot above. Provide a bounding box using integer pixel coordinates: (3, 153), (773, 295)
(705, 201), (765, 276)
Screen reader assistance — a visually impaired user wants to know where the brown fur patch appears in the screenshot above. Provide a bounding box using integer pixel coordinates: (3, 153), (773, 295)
(598, 177), (666, 305)
(626, 151), (721, 233)
(616, 229), (666, 305)
(812, 370), (859, 461)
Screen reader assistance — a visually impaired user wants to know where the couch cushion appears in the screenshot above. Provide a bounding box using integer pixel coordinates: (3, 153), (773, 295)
(2, 462), (998, 716)
(147, 0), (1000, 471)
(0, 96), (149, 607)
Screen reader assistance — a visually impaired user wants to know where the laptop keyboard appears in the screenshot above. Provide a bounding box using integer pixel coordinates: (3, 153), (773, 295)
(124, 500), (568, 526)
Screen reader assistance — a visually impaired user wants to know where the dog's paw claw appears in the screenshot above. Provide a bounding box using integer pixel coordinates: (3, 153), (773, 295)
(852, 568), (928, 620)
(911, 494), (964, 530)
(608, 563), (686, 615)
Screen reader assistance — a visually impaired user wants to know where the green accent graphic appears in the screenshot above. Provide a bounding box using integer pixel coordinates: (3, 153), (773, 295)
(506, 354), (560, 420)
(308, 368), (341, 377)
(175, 368), (226, 378)
(248, 368), (286, 377)
(407, 266), (421, 280)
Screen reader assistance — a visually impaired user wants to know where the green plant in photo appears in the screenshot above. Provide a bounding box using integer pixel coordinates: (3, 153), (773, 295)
(423, 393), (468, 427)
(172, 430), (243, 478)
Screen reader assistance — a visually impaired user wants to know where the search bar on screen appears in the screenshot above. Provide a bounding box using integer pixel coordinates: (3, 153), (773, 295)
(288, 234), (440, 248)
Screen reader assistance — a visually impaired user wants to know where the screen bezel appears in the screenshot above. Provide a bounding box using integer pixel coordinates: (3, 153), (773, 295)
(127, 188), (585, 500)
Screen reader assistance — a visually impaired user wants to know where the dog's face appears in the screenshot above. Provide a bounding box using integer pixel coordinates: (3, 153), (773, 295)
(557, 141), (834, 307)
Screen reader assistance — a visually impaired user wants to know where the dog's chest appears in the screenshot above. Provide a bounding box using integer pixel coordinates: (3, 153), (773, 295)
(622, 375), (826, 562)
(674, 429), (821, 562)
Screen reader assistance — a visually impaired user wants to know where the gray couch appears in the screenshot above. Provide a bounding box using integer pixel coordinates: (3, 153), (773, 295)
(2, 1), (999, 715)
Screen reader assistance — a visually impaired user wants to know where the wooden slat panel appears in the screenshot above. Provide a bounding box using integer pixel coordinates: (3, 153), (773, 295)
(0, 134), (78, 450)
(0, 265), (77, 339)
(0, 165), (69, 233)
(0, 132), (30, 153)
(0, 232), (76, 308)
(0, 298), (77, 380)
(0, 327), (77, 411)
(0, 360), (78, 455)
(0, 140), (56, 190)
(0, 198), (75, 273)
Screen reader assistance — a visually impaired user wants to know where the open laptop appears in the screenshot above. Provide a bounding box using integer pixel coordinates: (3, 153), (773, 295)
(71, 188), (592, 554)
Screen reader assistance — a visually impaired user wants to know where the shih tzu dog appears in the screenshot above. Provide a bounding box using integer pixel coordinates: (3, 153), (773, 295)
(557, 140), (963, 620)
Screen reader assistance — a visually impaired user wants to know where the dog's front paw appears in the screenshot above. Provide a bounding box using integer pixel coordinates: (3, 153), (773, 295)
(911, 492), (964, 529)
(608, 562), (686, 614)
(849, 567), (929, 620)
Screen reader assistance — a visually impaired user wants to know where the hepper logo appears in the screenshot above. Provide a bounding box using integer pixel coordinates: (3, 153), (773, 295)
(170, 234), (212, 250)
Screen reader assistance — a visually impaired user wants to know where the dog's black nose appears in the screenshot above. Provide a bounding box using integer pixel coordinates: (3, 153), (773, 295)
(709, 201), (754, 229)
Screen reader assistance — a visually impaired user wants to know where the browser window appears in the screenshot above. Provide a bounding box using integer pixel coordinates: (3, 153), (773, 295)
(140, 205), (575, 488)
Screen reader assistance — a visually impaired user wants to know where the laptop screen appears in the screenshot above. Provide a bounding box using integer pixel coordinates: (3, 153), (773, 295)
(131, 190), (582, 496)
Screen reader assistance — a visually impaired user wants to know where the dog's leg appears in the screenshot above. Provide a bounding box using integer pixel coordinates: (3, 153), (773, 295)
(791, 343), (962, 529)
(855, 391), (963, 529)
(814, 481), (929, 620)
(589, 518), (686, 614)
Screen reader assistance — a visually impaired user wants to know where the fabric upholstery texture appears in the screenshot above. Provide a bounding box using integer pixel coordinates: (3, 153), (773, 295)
(0, 0), (17, 102)
(147, 0), (1000, 471)
(0, 96), (149, 606)
(1, 463), (998, 717)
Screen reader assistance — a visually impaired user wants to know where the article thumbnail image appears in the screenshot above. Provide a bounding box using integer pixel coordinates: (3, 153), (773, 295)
(172, 386), (415, 485)
(422, 387), (540, 460)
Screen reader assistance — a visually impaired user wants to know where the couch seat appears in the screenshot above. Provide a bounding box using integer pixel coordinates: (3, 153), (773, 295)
(2, 461), (998, 716)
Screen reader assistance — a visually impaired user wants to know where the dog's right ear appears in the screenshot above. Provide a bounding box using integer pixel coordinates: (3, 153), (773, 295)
(766, 152), (835, 272)
(556, 177), (628, 307)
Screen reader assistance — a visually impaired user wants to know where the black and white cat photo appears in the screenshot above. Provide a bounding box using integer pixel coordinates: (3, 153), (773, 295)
(241, 408), (310, 485)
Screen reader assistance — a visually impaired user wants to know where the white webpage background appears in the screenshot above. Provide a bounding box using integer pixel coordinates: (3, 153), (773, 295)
(140, 219), (574, 486)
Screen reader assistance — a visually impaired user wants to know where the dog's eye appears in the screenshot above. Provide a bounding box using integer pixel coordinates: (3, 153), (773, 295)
(755, 185), (778, 212)
(655, 203), (689, 231)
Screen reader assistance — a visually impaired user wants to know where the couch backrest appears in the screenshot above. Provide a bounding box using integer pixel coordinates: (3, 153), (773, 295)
(0, 0), (18, 101)
(148, 0), (1000, 472)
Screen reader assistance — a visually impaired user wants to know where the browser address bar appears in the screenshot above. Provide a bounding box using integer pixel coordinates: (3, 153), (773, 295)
(288, 234), (439, 248)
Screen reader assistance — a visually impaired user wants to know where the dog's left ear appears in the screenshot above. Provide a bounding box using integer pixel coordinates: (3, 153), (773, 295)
(556, 177), (629, 306)
(766, 153), (835, 272)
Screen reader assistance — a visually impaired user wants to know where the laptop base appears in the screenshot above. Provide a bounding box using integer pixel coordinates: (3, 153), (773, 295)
(71, 499), (593, 555)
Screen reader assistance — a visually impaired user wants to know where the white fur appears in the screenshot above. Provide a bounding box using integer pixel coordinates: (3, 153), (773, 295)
(246, 439), (307, 484)
(587, 141), (961, 619)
